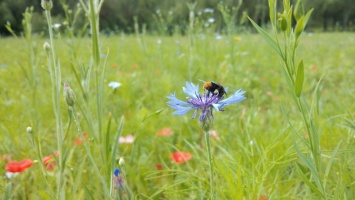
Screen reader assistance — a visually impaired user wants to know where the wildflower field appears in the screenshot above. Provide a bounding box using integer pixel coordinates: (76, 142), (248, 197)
(1, 0), (355, 199)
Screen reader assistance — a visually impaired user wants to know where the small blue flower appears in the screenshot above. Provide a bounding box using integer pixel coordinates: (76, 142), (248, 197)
(113, 168), (124, 189)
(167, 82), (246, 123)
(114, 168), (121, 176)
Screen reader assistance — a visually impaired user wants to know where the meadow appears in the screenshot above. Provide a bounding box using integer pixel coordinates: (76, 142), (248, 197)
(1, 2), (355, 199)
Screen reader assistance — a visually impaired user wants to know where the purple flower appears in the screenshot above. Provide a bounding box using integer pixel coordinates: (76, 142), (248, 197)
(167, 82), (246, 125)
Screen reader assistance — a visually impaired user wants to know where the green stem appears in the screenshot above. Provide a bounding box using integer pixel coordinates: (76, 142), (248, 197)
(27, 130), (56, 199)
(204, 131), (214, 199)
(45, 9), (64, 199)
(70, 106), (111, 198)
(88, 0), (103, 142)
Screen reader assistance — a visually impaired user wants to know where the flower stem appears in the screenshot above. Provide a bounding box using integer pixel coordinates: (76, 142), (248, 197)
(70, 106), (111, 198)
(44, 9), (64, 198)
(204, 130), (214, 199)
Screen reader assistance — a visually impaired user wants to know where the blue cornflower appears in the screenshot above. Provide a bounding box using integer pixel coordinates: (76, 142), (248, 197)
(113, 168), (124, 189)
(167, 82), (246, 129)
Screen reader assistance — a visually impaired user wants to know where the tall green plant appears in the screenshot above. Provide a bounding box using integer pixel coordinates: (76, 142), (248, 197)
(248, 0), (338, 198)
(40, 0), (125, 198)
(41, 0), (66, 198)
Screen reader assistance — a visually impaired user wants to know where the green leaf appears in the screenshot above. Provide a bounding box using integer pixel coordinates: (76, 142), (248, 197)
(268, 0), (276, 26)
(105, 112), (113, 171)
(293, 138), (324, 195)
(141, 109), (163, 123)
(295, 16), (305, 38)
(284, 0), (290, 11)
(294, 0), (305, 21)
(295, 9), (314, 39)
(295, 164), (325, 198)
(248, 16), (282, 58)
(323, 141), (341, 189)
(111, 117), (124, 171)
(71, 155), (87, 199)
(295, 60), (304, 97)
(303, 9), (314, 26)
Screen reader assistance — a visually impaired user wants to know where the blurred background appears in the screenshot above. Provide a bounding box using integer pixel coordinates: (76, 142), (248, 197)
(1, 0), (354, 36)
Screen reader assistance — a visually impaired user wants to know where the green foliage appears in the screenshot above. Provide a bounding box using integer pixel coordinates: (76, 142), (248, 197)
(249, 0), (355, 199)
(2, 0), (354, 36)
(1, 0), (355, 199)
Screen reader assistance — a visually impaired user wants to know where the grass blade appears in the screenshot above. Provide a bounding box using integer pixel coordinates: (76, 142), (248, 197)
(295, 59), (304, 97)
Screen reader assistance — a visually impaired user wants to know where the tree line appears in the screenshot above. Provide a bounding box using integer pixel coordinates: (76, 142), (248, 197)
(0, 0), (354, 36)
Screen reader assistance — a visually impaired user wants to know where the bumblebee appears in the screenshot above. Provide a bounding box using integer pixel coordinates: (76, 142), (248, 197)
(203, 81), (226, 98)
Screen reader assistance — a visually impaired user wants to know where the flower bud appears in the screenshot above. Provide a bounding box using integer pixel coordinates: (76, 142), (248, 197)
(26, 126), (33, 134)
(119, 157), (125, 166)
(294, 0), (304, 21)
(277, 13), (288, 32)
(199, 111), (213, 132)
(64, 82), (76, 107)
(41, 0), (53, 11)
(43, 42), (51, 52)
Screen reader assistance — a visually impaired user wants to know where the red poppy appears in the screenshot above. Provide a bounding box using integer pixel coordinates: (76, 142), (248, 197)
(6, 159), (33, 173)
(74, 132), (88, 145)
(156, 127), (173, 136)
(45, 163), (55, 171)
(170, 151), (192, 163)
(43, 151), (59, 171)
(156, 164), (163, 170)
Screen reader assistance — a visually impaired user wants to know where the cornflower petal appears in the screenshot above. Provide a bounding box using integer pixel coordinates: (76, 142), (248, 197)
(219, 89), (246, 105)
(167, 93), (193, 115)
(172, 106), (193, 115)
(182, 82), (199, 98)
(167, 93), (190, 107)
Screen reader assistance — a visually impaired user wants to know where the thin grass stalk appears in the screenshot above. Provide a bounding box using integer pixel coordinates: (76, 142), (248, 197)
(26, 128), (56, 199)
(204, 131), (214, 199)
(44, 7), (64, 198)
(87, 0), (104, 146)
(70, 106), (111, 198)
